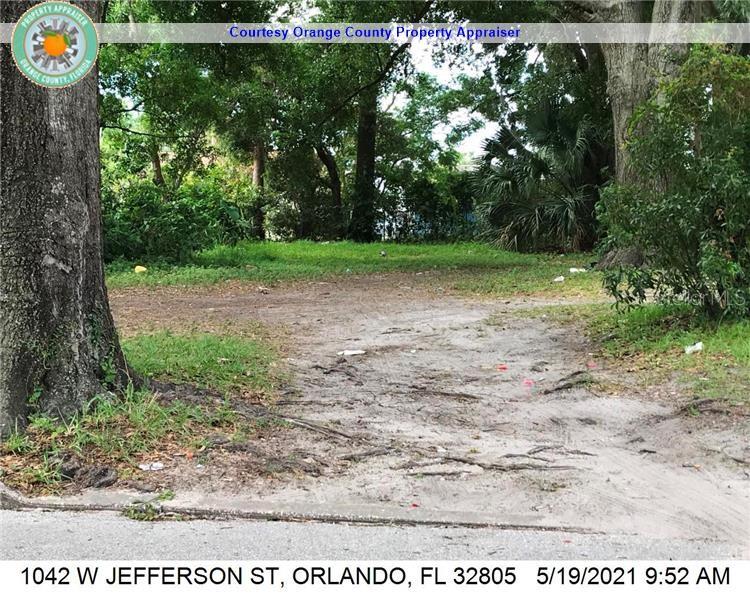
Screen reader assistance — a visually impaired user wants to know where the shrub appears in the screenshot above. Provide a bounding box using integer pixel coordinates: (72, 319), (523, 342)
(598, 46), (750, 317)
(382, 170), (478, 241)
(102, 175), (254, 262)
(475, 105), (606, 252)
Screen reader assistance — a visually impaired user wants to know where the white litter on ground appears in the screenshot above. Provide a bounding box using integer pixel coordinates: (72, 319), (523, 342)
(684, 342), (704, 355)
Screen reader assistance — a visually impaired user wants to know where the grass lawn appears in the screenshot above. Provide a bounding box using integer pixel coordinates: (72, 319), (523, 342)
(0, 331), (280, 494)
(107, 240), (603, 298)
(529, 303), (750, 404)
(121, 331), (279, 395)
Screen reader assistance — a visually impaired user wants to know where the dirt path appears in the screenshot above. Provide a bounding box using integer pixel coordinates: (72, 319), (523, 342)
(111, 274), (750, 551)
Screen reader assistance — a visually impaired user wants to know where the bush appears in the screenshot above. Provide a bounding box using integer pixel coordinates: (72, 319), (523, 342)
(264, 195), (301, 241)
(102, 176), (254, 262)
(475, 107), (606, 252)
(382, 170), (478, 241)
(598, 46), (750, 317)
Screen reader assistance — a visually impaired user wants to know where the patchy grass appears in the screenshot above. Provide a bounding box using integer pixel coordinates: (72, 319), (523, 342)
(122, 501), (187, 522)
(0, 386), (239, 494)
(588, 304), (750, 403)
(107, 240), (601, 297)
(450, 254), (602, 299)
(524, 302), (750, 404)
(121, 331), (279, 395)
(1, 331), (282, 494)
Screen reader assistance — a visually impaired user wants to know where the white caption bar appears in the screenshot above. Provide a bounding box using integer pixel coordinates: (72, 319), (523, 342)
(1, 561), (748, 594)
(1, 22), (750, 44)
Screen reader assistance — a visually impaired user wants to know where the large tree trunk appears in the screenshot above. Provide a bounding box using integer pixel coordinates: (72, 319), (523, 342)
(252, 141), (266, 239)
(0, 1), (132, 437)
(592, 0), (700, 183)
(582, 0), (699, 268)
(315, 144), (344, 236)
(348, 86), (378, 242)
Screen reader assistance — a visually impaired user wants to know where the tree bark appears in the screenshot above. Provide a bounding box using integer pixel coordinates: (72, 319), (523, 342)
(150, 142), (165, 186)
(0, 1), (133, 437)
(568, 1), (699, 268)
(577, 0), (699, 183)
(315, 144), (343, 235)
(252, 141), (266, 239)
(252, 141), (265, 189)
(348, 85), (378, 242)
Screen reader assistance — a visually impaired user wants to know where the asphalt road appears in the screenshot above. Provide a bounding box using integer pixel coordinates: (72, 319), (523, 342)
(1, 510), (744, 560)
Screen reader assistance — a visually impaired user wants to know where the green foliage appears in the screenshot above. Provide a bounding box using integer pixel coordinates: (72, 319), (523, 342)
(376, 74), (481, 240)
(102, 172), (255, 262)
(476, 108), (602, 252)
(0, 385), (238, 492)
(599, 46), (750, 317)
(382, 170), (477, 241)
(589, 303), (750, 403)
(266, 147), (341, 240)
(104, 241), (602, 301)
(475, 45), (612, 252)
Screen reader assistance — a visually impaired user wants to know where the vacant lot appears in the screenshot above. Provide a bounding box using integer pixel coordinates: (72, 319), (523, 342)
(3, 243), (748, 555)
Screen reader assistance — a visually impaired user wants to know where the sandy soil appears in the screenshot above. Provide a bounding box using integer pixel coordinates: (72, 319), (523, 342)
(110, 273), (750, 548)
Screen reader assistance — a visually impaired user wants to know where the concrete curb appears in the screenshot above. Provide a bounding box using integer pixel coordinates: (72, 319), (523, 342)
(0, 482), (602, 533)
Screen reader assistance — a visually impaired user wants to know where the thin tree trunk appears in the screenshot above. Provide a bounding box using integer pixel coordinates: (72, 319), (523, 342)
(150, 142), (165, 186)
(252, 141), (266, 240)
(315, 145), (343, 236)
(252, 141), (265, 189)
(0, 1), (133, 437)
(348, 85), (378, 242)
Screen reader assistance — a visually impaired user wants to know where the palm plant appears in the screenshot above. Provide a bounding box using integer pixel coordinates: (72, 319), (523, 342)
(475, 97), (607, 252)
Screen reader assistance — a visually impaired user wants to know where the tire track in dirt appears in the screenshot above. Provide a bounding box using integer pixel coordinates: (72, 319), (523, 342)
(111, 274), (750, 547)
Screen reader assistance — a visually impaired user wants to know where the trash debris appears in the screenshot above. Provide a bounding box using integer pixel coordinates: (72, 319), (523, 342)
(684, 341), (704, 354)
(522, 378), (535, 388)
(337, 349), (366, 356)
(569, 267), (587, 273)
(586, 360), (598, 369)
(138, 462), (164, 472)
(553, 276), (565, 283)
(380, 250), (387, 257)
(410, 502), (420, 508)
(496, 363), (508, 372)
(257, 286), (270, 294)
(134, 265), (147, 274)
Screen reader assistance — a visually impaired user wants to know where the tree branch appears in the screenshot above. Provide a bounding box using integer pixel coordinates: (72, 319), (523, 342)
(100, 124), (190, 140)
(314, 0), (435, 128)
